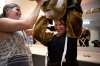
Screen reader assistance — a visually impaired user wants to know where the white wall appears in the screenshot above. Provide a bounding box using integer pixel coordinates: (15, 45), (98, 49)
(0, 0), (6, 14)
(89, 29), (100, 47)
(81, 0), (100, 47)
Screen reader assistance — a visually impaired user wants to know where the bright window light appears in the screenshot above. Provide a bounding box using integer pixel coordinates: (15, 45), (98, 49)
(0, 0), (5, 14)
(83, 19), (90, 25)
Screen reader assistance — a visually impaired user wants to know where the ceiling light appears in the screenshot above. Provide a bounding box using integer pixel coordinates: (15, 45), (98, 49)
(83, 19), (90, 25)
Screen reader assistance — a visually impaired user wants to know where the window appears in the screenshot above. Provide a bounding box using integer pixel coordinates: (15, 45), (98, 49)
(0, 0), (5, 14)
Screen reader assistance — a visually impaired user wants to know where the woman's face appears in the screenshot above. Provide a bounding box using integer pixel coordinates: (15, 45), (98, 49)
(55, 20), (66, 36)
(6, 6), (21, 19)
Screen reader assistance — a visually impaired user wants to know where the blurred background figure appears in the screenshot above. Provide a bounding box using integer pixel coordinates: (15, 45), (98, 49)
(92, 40), (100, 47)
(79, 28), (91, 47)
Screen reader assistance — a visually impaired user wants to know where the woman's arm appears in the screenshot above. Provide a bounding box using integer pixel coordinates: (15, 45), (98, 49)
(0, 3), (42, 32)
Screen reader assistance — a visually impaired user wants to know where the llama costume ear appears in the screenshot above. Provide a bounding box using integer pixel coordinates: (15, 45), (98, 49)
(66, 10), (82, 38)
(32, 16), (54, 45)
(47, 0), (58, 9)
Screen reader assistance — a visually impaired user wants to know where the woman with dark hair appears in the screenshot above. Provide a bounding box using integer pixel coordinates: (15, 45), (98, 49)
(32, 17), (78, 66)
(0, 0), (44, 66)
(33, 0), (83, 66)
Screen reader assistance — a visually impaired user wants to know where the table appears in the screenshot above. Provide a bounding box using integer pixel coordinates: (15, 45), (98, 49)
(29, 43), (100, 66)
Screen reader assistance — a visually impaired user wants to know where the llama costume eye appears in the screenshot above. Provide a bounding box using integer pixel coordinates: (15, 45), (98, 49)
(41, 0), (67, 19)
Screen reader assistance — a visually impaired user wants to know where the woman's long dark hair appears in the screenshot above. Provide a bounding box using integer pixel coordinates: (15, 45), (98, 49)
(0, 3), (19, 18)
